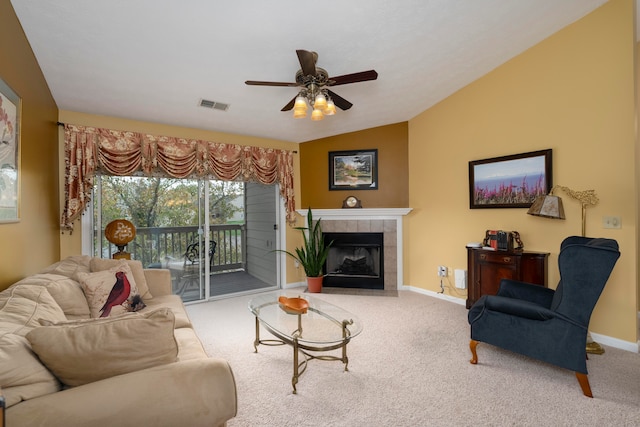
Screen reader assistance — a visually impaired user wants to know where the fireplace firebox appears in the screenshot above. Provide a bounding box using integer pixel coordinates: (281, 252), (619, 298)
(322, 232), (384, 289)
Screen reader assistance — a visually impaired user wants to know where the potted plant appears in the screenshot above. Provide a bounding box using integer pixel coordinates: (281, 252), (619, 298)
(278, 208), (332, 293)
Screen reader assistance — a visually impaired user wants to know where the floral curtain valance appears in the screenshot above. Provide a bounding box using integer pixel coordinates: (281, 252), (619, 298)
(62, 124), (296, 231)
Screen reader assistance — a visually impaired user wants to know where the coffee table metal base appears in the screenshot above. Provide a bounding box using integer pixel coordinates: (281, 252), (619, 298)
(253, 314), (354, 394)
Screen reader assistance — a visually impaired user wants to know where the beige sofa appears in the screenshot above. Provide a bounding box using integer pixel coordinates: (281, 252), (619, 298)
(0, 256), (237, 427)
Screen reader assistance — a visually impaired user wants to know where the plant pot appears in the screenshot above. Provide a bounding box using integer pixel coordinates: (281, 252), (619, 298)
(306, 276), (323, 293)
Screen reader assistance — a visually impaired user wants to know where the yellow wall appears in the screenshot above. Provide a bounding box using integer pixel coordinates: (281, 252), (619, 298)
(408, 0), (637, 343)
(299, 122), (409, 208)
(0, 0), (59, 290)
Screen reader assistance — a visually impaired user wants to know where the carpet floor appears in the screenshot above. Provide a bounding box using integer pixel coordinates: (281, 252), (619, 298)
(186, 289), (640, 427)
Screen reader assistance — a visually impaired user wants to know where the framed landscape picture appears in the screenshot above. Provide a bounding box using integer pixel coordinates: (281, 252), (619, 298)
(0, 77), (20, 222)
(469, 149), (552, 209)
(329, 149), (378, 190)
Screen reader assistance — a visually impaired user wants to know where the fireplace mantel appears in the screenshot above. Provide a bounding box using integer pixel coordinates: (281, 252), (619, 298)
(296, 208), (412, 290)
(297, 208), (412, 220)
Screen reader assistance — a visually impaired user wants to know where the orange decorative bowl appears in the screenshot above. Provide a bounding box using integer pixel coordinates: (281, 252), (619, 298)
(278, 296), (309, 315)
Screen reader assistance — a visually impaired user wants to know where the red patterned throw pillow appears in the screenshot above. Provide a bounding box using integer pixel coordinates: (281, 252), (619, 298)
(77, 261), (141, 318)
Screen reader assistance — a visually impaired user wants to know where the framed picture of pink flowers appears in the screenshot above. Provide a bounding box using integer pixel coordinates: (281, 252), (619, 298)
(0, 77), (21, 222)
(469, 149), (552, 209)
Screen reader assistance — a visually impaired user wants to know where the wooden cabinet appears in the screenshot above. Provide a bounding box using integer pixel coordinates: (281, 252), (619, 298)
(466, 248), (549, 309)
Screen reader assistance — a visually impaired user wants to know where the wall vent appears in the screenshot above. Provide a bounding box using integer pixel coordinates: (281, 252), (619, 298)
(199, 99), (229, 111)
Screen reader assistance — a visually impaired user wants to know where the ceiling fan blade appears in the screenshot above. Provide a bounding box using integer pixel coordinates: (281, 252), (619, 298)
(296, 49), (317, 77)
(329, 70), (378, 86)
(281, 96), (297, 112)
(327, 90), (353, 111)
(245, 80), (299, 87)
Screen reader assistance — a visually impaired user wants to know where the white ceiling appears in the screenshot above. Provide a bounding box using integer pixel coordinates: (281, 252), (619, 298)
(10, 0), (617, 143)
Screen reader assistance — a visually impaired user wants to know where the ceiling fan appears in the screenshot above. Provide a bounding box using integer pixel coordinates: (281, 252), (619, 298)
(245, 49), (378, 120)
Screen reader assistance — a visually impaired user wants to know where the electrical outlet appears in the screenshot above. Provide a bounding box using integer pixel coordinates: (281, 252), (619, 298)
(438, 266), (448, 277)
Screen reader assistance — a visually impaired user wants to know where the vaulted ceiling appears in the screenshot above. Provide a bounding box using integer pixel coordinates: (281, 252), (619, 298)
(11, 0), (619, 143)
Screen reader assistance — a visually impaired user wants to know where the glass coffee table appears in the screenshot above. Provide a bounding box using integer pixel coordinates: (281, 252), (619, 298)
(248, 292), (363, 394)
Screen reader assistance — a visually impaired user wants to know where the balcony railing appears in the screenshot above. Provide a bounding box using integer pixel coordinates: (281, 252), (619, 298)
(100, 224), (245, 272)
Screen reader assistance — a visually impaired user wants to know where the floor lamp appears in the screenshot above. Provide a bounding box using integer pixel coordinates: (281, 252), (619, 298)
(527, 185), (605, 355)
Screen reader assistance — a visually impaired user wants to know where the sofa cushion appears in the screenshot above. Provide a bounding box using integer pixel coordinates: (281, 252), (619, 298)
(78, 261), (141, 318)
(143, 294), (192, 328)
(0, 285), (67, 336)
(26, 308), (179, 387)
(175, 327), (208, 361)
(9, 274), (91, 320)
(0, 331), (61, 408)
(90, 258), (153, 300)
(39, 255), (92, 281)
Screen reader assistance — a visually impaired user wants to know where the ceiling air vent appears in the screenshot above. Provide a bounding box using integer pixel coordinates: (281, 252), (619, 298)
(199, 99), (229, 111)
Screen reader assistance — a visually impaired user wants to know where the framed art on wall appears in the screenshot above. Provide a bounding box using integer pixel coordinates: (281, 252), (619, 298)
(469, 149), (552, 209)
(329, 149), (378, 190)
(0, 77), (20, 222)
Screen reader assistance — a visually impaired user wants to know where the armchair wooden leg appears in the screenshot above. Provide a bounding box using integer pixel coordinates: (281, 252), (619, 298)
(469, 339), (479, 364)
(575, 372), (593, 398)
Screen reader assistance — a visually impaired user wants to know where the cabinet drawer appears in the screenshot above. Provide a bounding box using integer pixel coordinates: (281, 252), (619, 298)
(478, 252), (517, 264)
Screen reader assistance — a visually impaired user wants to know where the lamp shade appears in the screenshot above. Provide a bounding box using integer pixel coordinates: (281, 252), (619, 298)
(324, 100), (336, 116)
(527, 195), (565, 219)
(311, 108), (324, 121)
(104, 219), (136, 245)
(293, 108), (307, 119)
(313, 93), (327, 110)
(104, 219), (136, 260)
(294, 95), (308, 110)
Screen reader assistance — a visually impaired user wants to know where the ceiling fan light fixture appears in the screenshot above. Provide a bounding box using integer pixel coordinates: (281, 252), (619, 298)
(311, 108), (324, 121)
(245, 50), (378, 121)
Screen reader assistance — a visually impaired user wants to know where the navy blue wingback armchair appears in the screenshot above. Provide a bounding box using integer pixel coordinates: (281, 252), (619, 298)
(468, 236), (620, 397)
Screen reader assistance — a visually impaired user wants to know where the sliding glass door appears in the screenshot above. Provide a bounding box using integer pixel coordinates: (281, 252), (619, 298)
(93, 175), (206, 301)
(92, 175), (277, 302)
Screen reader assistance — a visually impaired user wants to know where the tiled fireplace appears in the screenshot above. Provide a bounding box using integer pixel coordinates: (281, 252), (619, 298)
(323, 231), (385, 289)
(297, 208), (412, 291)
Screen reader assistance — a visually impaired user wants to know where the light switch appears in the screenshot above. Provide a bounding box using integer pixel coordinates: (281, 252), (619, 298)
(602, 216), (621, 229)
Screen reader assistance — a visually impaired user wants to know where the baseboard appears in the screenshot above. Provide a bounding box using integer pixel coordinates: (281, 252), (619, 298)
(404, 285), (466, 306)
(590, 331), (638, 353)
(403, 285), (639, 353)
(282, 281), (306, 290)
